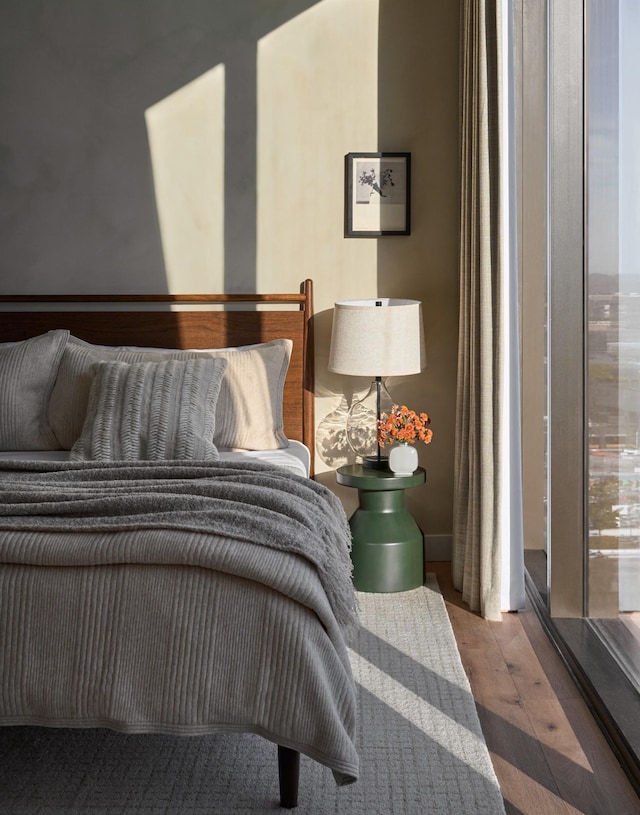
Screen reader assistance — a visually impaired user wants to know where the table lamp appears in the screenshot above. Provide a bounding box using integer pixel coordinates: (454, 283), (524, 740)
(328, 298), (426, 468)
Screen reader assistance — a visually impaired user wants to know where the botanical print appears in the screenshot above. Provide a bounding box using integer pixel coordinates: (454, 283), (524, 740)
(355, 161), (406, 206)
(345, 153), (410, 235)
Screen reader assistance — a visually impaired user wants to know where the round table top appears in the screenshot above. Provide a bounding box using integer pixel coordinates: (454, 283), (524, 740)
(336, 463), (426, 491)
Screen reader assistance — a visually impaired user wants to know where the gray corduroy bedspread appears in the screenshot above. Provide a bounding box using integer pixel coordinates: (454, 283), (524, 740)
(0, 460), (359, 785)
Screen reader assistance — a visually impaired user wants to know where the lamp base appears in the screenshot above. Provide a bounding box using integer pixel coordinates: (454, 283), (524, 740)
(346, 379), (394, 462)
(362, 455), (389, 470)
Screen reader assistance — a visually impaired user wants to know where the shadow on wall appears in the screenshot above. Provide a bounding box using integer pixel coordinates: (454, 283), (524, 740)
(315, 308), (358, 468)
(371, 0), (460, 534)
(0, 1), (320, 295)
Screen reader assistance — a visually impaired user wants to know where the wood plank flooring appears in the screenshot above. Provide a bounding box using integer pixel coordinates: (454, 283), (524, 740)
(428, 561), (640, 815)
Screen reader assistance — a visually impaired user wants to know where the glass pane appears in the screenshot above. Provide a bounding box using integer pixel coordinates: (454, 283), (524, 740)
(518, 0), (550, 607)
(587, 0), (640, 688)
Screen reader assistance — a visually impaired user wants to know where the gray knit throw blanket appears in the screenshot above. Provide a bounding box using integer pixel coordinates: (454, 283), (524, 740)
(0, 460), (357, 638)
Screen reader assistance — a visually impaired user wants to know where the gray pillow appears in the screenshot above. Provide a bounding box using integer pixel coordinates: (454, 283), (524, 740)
(50, 335), (292, 451)
(0, 330), (69, 450)
(49, 336), (203, 449)
(70, 357), (228, 462)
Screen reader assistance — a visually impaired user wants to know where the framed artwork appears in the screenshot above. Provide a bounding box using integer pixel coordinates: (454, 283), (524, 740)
(344, 152), (411, 237)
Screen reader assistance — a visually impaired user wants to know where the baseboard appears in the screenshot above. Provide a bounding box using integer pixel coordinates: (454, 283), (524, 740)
(424, 534), (452, 561)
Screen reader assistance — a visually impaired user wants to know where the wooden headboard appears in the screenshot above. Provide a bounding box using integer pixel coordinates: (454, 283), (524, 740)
(0, 279), (315, 474)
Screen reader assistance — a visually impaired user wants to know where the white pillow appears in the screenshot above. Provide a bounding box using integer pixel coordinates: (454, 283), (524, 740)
(202, 339), (292, 450)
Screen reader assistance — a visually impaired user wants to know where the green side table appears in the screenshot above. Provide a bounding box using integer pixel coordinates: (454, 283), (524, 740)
(336, 464), (426, 593)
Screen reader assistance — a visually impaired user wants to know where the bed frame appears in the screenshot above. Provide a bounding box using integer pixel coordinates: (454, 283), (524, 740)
(0, 279), (315, 478)
(0, 279), (315, 807)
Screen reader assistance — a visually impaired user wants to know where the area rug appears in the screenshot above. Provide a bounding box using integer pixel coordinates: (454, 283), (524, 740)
(0, 574), (506, 814)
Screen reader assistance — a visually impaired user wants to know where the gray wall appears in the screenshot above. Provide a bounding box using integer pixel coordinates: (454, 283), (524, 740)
(0, 0), (317, 294)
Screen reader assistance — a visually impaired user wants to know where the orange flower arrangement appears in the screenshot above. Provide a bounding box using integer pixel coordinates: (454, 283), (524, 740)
(377, 404), (433, 447)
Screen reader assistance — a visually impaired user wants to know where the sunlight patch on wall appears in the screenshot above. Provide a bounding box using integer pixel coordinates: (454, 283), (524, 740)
(145, 66), (225, 293)
(256, 0), (379, 307)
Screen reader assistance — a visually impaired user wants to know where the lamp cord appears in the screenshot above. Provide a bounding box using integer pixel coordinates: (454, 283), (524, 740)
(375, 300), (382, 466)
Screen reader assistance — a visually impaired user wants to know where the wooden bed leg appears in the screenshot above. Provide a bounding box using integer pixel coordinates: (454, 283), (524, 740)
(277, 745), (300, 808)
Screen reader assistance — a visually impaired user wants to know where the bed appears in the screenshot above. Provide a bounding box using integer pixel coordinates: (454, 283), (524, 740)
(0, 280), (359, 809)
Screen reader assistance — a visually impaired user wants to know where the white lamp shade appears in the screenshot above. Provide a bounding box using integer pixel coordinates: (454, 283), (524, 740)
(328, 298), (426, 377)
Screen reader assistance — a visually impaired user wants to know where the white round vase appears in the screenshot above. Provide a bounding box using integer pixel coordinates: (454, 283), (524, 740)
(388, 443), (418, 476)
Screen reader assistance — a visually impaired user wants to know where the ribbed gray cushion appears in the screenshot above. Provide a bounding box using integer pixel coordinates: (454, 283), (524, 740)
(0, 330), (69, 451)
(70, 357), (227, 461)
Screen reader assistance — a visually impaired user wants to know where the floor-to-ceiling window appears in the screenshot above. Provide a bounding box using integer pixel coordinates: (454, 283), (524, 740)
(586, 0), (640, 693)
(518, 0), (640, 786)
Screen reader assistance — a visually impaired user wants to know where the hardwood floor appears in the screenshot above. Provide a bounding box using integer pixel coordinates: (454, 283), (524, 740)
(428, 561), (640, 815)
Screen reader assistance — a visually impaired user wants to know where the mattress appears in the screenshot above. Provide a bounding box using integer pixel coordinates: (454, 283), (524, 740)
(0, 440), (310, 478)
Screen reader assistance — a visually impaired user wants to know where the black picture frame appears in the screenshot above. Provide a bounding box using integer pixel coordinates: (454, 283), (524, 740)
(344, 152), (411, 237)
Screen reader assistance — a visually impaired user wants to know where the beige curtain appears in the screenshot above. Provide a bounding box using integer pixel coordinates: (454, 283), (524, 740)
(453, 0), (524, 620)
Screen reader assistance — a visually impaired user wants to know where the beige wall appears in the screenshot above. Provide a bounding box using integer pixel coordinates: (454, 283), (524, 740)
(0, 0), (460, 544)
(254, 0), (460, 544)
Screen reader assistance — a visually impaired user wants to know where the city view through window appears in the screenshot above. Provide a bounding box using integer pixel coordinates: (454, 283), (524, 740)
(587, 0), (640, 688)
